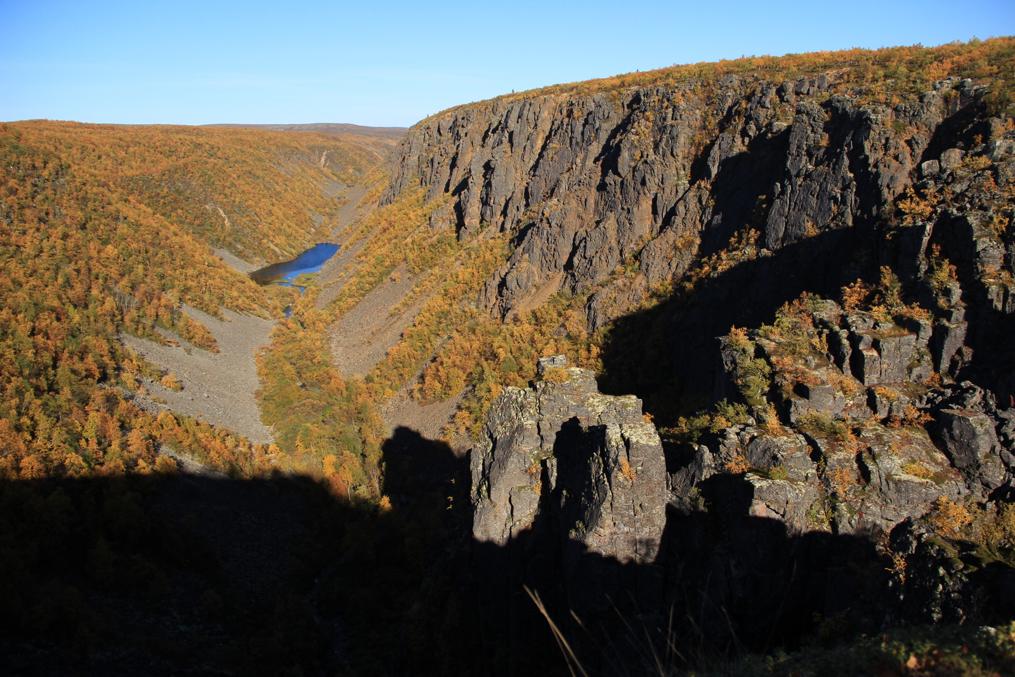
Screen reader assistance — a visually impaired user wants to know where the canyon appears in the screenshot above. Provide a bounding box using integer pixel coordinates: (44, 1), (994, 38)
(1, 39), (1014, 675)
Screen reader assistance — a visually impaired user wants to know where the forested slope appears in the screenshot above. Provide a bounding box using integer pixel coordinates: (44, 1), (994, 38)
(0, 121), (390, 479)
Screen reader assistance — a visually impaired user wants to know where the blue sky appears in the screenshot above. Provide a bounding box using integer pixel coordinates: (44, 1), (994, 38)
(1, 1), (1012, 127)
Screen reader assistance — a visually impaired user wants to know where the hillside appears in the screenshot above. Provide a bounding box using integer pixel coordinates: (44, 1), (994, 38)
(0, 121), (391, 480)
(0, 119), (400, 670)
(1, 38), (1014, 675)
(208, 122), (407, 141)
(9, 121), (392, 262)
(297, 39), (1015, 441)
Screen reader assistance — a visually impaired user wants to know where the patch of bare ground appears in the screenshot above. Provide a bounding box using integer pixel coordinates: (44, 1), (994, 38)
(313, 236), (368, 307)
(121, 306), (275, 444)
(381, 385), (464, 444)
(327, 267), (424, 377)
(314, 185), (372, 307)
(159, 444), (226, 477)
(212, 246), (264, 274)
(329, 184), (368, 238)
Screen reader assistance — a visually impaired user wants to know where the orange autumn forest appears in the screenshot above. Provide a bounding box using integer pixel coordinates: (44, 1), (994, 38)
(2, 35), (1015, 676)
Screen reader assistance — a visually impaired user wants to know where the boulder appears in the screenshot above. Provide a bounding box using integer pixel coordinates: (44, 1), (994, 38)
(930, 407), (1006, 492)
(788, 380), (846, 421)
(744, 432), (814, 481)
(854, 427), (967, 531)
(849, 327), (924, 386)
(746, 475), (823, 532)
(920, 159), (940, 177)
(939, 147), (965, 171)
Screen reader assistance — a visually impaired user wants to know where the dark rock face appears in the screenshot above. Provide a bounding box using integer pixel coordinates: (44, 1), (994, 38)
(933, 408), (1004, 489)
(673, 422), (968, 537)
(469, 354), (1013, 662)
(889, 519), (1015, 626)
(926, 383), (1014, 493)
(385, 77), (982, 321)
(697, 299), (1013, 532)
(653, 298), (1013, 652)
(471, 357), (667, 565)
(470, 357), (668, 626)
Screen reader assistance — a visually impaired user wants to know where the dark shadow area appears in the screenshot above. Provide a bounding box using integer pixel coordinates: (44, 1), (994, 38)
(599, 225), (878, 425)
(920, 98), (993, 167)
(2, 426), (1012, 676)
(0, 427), (474, 677)
(698, 128), (790, 257)
(930, 211), (1015, 404)
(657, 475), (888, 656)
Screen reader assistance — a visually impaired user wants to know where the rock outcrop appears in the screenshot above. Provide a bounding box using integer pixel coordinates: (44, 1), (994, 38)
(657, 295), (1013, 651)
(471, 356), (667, 563)
(692, 298), (1013, 533)
(927, 382), (1015, 493)
(403, 46), (1015, 667)
(470, 357), (668, 620)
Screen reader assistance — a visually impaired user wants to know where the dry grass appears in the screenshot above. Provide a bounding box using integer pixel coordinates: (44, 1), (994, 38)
(542, 367), (572, 384)
(619, 456), (638, 482)
(725, 454), (750, 475)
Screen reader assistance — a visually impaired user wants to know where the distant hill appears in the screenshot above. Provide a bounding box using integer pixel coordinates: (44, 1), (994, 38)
(207, 122), (406, 142)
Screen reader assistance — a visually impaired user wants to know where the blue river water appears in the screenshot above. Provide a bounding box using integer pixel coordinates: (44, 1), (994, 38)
(249, 243), (339, 317)
(249, 243), (340, 287)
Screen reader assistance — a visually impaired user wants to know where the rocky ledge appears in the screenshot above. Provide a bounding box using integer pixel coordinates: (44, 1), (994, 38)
(471, 353), (1014, 656)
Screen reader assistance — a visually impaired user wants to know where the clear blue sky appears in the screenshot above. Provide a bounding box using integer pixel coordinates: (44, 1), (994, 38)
(1, 0), (1012, 127)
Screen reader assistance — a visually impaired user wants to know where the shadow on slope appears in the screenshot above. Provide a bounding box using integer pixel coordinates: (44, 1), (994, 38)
(598, 225), (880, 425)
(0, 427), (477, 676)
(930, 211), (1015, 404)
(1, 427), (1011, 676)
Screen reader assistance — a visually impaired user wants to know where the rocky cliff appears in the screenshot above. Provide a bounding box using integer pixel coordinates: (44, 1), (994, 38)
(473, 354), (1014, 666)
(385, 50), (1009, 328)
(409, 42), (1015, 669)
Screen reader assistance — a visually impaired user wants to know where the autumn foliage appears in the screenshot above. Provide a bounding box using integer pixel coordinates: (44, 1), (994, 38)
(0, 122), (385, 482)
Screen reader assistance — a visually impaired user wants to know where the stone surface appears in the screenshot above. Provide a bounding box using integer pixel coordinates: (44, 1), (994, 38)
(471, 357), (668, 564)
(931, 407), (1006, 492)
(939, 147), (965, 171)
(385, 77), (965, 322)
(393, 67), (1015, 662)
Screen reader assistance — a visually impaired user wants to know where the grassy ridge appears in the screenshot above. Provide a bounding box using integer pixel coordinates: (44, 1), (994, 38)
(424, 37), (1015, 123)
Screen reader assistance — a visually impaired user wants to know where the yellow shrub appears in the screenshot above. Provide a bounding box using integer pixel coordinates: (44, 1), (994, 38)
(928, 497), (973, 538)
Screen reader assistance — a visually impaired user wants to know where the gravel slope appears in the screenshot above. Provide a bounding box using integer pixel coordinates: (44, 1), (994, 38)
(123, 306), (276, 444)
